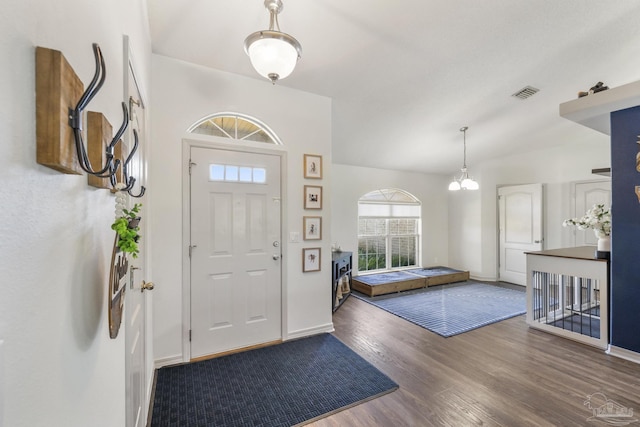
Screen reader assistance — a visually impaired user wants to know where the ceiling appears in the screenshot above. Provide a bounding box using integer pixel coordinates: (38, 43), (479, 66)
(148, 0), (640, 175)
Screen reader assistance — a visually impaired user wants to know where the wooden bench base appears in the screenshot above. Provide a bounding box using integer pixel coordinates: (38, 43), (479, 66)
(352, 267), (470, 297)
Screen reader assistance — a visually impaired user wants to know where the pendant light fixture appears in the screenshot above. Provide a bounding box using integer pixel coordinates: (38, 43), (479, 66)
(244, 0), (302, 84)
(448, 126), (479, 191)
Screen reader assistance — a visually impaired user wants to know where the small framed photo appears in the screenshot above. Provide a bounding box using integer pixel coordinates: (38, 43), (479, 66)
(304, 154), (323, 179)
(302, 247), (321, 272)
(303, 216), (322, 240)
(304, 185), (323, 209)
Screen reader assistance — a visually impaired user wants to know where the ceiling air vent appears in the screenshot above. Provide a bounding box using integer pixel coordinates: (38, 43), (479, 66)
(512, 86), (539, 100)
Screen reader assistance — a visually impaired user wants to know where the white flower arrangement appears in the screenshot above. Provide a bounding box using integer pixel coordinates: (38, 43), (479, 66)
(562, 203), (611, 237)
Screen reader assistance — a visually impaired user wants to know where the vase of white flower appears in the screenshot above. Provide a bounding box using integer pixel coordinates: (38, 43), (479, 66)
(595, 230), (611, 252)
(563, 204), (611, 258)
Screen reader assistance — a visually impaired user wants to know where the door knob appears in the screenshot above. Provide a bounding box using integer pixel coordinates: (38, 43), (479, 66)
(273, 254), (280, 260)
(141, 281), (155, 292)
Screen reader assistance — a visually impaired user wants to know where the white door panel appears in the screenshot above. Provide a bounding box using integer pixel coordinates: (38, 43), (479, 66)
(124, 47), (147, 427)
(505, 248), (527, 273)
(573, 181), (611, 246)
(499, 184), (543, 286)
(190, 147), (282, 358)
(505, 193), (533, 243)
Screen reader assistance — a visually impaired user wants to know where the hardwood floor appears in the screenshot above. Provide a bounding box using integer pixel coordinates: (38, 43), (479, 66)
(309, 295), (640, 426)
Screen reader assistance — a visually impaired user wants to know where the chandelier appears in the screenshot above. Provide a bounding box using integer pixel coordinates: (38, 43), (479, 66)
(244, 0), (302, 84)
(448, 126), (479, 191)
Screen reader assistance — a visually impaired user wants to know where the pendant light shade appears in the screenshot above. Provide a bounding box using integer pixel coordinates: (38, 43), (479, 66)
(461, 176), (479, 190)
(449, 126), (479, 191)
(244, 0), (302, 84)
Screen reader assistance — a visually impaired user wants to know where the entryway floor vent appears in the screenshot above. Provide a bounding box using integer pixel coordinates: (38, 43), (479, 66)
(512, 86), (540, 100)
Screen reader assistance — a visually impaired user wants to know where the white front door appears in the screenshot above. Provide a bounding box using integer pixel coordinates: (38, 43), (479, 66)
(124, 46), (148, 427)
(573, 180), (611, 246)
(498, 184), (543, 285)
(190, 146), (282, 358)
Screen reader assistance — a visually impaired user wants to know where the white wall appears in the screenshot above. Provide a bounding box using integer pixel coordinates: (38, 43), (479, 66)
(150, 55), (333, 363)
(448, 189), (483, 274)
(448, 132), (611, 280)
(331, 164), (450, 273)
(0, 1), (151, 426)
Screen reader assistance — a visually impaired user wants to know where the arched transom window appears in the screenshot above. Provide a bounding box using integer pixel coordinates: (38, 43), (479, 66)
(358, 189), (421, 273)
(187, 113), (282, 145)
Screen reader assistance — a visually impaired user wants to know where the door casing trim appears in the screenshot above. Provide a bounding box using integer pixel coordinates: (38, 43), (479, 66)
(181, 135), (288, 362)
(496, 183), (544, 285)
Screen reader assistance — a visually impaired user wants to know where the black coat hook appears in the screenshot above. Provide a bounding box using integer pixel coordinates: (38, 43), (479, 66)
(68, 43), (129, 178)
(121, 129), (146, 198)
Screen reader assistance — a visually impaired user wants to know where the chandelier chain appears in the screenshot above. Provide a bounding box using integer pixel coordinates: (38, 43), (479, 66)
(448, 125), (478, 191)
(461, 126), (468, 170)
(269, 8), (280, 32)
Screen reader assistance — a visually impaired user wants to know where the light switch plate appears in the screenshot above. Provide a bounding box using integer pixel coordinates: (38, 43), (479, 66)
(289, 232), (300, 243)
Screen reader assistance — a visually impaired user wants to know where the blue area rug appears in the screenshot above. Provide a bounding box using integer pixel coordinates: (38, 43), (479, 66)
(551, 314), (601, 338)
(150, 334), (398, 426)
(353, 281), (526, 337)
(550, 306), (601, 338)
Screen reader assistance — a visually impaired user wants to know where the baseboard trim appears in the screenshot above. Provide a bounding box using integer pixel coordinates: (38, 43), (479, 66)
(470, 274), (498, 282)
(607, 345), (640, 364)
(285, 322), (334, 341)
(154, 354), (183, 369)
(154, 323), (336, 368)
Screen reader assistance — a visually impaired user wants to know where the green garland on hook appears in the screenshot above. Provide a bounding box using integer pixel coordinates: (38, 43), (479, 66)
(111, 203), (142, 258)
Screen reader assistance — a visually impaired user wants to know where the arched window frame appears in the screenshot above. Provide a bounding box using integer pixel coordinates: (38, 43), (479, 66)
(187, 112), (282, 145)
(357, 189), (422, 273)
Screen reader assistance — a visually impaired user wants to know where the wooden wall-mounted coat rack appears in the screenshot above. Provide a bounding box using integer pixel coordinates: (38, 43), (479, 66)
(36, 43), (146, 198)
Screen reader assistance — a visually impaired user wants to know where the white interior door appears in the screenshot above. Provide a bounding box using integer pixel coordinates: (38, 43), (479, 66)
(572, 180), (611, 246)
(190, 147), (282, 358)
(124, 47), (148, 427)
(498, 184), (543, 285)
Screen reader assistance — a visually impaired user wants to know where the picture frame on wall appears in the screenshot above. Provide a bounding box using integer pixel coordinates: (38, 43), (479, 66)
(302, 247), (321, 272)
(303, 216), (322, 240)
(303, 154), (322, 179)
(304, 185), (323, 209)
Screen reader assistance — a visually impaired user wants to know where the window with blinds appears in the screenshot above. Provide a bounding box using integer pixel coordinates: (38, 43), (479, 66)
(357, 189), (421, 273)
